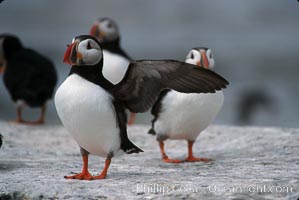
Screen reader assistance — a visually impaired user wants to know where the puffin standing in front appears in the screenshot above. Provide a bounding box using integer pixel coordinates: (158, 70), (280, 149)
(149, 47), (225, 163)
(89, 18), (136, 125)
(55, 35), (228, 180)
(0, 34), (57, 124)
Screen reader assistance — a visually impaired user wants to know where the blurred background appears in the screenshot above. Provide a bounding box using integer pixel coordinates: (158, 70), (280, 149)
(0, 0), (298, 127)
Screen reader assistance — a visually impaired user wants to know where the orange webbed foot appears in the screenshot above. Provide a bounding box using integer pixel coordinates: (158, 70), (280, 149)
(91, 174), (107, 180)
(162, 157), (183, 163)
(185, 157), (212, 162)
(9, 119), (44, 125)
(64, 171), (93, 180)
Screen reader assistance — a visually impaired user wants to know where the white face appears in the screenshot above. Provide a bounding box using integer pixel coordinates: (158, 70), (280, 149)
(185, 48), (215, 70)
(77, 39), (103, 66)
(97, 19), (119, 42)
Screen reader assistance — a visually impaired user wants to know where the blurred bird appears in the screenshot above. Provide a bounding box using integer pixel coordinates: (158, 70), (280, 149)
(0, 133), (2, 148)
(148, 47), (226, 163)
(0, 34), (57, 124)
(89, 17), (136, 125)
(237, 89), (275, 125)
(55, 35), (228, 180)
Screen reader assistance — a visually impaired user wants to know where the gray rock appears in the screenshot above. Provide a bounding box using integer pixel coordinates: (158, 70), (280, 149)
(0, 121), (298, 199)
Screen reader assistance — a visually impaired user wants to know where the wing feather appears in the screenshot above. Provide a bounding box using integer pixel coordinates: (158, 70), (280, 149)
(112, 60), (229, 112)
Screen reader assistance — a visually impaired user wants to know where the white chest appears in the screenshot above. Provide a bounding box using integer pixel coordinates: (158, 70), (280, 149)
(102, 50), (130, 85)
(155, 91), (224, 140)
(54, 74), (121, 157)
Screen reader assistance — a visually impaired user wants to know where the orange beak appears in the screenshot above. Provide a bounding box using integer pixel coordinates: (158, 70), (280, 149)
(201, 51), (209, 69)
(89, 23), (98, 36)
(63, 42), (76, 65)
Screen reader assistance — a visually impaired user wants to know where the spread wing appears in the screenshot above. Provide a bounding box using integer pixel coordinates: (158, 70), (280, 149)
(112, 60), (229, 113)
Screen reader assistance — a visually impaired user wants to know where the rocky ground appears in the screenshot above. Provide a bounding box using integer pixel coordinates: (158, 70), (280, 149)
(0, 121), (298, 200)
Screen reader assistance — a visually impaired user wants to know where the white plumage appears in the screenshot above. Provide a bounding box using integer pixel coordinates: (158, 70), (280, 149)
(102, 50), (129, 85)
(55, 74), (121, 157)
(153, 47), (223, 143)
(155, 90), (224, 141)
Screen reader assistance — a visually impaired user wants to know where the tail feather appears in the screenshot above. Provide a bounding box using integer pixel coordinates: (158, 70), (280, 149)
(148, 127), (156, 135)
(122, 139), (143, 154)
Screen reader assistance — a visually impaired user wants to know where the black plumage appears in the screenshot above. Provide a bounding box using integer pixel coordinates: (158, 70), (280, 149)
(0, 134), (2, 148)
(0, 34), (57, 123)
(66, 35), (228, 154)
(66, 35), (142, 154)
(148, 89), (171, 135)
(112, 60), (229, 113)
(59, 35), (229, 180)
(101, 38), (132, 61)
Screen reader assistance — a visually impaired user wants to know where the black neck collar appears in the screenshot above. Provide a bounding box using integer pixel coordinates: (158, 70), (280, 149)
(69, 59), (114, 90)
(100, 38), (121, 52)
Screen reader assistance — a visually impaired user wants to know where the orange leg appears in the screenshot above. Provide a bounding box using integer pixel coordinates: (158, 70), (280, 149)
(11, 105), (46, 125)
(10, 106), (25, 123)
(24, 105), (46, 125)
(185, 141), (212, 162)
(92, 157), (111, 180)
(159, 141), (182, 163)
(127, 112), (136, 125)
(36, 104), (46, 124)
(65, 155), (93, 180)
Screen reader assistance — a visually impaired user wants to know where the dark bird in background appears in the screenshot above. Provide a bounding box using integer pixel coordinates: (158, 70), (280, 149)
(0, 134), (2, 148)
(0, 34), (57, 124)
(55, 35), (228, 180)
(237, 89), (275, 125)
(89, 17), (137, 125)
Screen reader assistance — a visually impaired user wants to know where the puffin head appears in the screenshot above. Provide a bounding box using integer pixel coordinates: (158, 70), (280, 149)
(63, 35), (103, 66)
(0, 34), (23, 74)
(185, 47), (215, 70)
(89, 18), (120, 43)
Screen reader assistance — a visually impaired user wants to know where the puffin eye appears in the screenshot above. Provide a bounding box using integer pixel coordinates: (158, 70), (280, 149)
(87, 41), (92, 50)
(209, 53), (212, 58)
(107, 23), (112, 28)
(190, 53), (194, 59)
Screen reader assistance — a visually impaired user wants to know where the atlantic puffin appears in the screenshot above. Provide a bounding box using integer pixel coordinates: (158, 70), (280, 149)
(89, 17), (136, 125)
(55, 35), (228, 180)
(149, 47), (225, 163)
(0, 34), (57, 124)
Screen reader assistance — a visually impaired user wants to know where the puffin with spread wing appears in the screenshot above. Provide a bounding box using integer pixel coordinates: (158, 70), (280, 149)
(55, 35), (228, 180)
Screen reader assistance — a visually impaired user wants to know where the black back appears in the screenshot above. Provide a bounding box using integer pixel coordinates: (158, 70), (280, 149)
(69, 59), (116, 91)
(101, 38), (132, 61)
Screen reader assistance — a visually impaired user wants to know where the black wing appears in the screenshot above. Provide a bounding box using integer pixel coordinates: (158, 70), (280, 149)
(112, 60), (229, 113)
